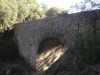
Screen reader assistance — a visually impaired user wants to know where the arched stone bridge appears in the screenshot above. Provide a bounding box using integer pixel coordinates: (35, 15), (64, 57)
(14, 9), (100, 72)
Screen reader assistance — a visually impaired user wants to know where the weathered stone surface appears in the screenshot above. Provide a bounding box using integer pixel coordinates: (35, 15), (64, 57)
(14, 9), (100, 72)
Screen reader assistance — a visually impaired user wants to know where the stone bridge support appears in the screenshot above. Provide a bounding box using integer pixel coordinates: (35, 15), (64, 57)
(14, 9), (100, 72)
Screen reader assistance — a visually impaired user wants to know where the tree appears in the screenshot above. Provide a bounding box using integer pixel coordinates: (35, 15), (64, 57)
(17, 1), (29, 22)
(0, 0), (14, 30)
(45, 7), (63, 17)
(69, 0), (100, 13)
(16, 0), (43, 21)
(41, 3), (48, 15)
(0, 0), (43, 30)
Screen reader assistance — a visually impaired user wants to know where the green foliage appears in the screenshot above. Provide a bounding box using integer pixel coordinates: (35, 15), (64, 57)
(0, 0), (19, 29)
(0, 0), (43, 30)
(45, 7), (63, 17)
(8, 0), (18, 21)
(16, 0), (42, 22)
(41, 3), (48, 15)
(76, 27), (100, 64)
(17, 2), (29, 22)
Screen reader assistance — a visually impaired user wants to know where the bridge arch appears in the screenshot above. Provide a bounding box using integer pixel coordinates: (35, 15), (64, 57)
(36, 32), (68, 72)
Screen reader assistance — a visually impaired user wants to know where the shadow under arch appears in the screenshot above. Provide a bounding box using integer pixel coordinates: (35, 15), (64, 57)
(36, 37), (67, 72)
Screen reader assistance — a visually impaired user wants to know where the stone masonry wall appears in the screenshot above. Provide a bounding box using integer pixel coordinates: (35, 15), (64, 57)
(14, 9), (100, 70)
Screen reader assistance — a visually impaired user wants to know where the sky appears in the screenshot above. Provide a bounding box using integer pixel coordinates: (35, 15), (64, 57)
(37, 0), (84, 10)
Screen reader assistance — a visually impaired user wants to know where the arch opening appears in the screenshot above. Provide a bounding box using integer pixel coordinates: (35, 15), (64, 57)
(36, 37), (65, 72)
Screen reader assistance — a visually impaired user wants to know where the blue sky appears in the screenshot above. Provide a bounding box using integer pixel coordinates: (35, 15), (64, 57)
(37, 0), (84, 10)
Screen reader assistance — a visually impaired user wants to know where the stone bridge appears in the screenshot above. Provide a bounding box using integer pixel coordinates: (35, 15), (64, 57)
(14, 9), (100, 73)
